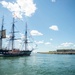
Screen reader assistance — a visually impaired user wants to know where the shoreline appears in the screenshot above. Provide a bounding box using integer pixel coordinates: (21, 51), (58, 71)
(38, 51), (75, 54)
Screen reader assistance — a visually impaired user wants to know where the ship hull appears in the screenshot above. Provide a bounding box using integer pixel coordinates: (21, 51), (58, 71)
(0, 49), (10, 54)
(0, 50), (32, 57)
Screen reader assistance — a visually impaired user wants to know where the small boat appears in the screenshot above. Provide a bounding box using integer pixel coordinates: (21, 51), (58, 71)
(0, 17), (36, 57)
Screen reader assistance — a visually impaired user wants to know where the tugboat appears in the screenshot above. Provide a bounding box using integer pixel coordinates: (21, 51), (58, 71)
(0, 17), (35, 57)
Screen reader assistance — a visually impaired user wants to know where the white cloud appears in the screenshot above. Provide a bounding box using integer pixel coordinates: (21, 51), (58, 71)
(6, 34), (15, 39)
(6, 35), (10, 39)
(50, 38), (53, 41)
(45, 42), (51, 45)
(51, 0), (56, 2)
(30, 30), (43, 36)
(61, 42), (73, 47)
(35, 41), (51, 45)
(34, 40), (44, 44)
(19, 33), (25, 40)
(0, 0), (37, 19)
(49, 25), (59, 31)
(57, 42), (74, 49)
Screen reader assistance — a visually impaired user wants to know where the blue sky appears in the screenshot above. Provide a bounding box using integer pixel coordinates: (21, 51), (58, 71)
(0, 0), (75, 52)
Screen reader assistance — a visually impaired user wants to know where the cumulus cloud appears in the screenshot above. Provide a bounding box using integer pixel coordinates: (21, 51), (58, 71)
(50, 38), (53, 41)
(34, 40), (44, 44)
(58, 42), (74, 49)
(60, 42), (73, 47)
(51, 0), (56, 2)
(45, 42), (51, 45)
(19, 33), (25, 40)
(30, 30), (43, 36)
(34, 41), (51, 45)
(49, 25), (59, 31)
(0, 0), (37, 19)
(6, 35), (10, 39)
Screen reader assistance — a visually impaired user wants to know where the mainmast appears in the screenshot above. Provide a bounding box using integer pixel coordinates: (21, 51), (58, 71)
(25, 23), (28, 50)
(0, 16), (4, 49)
(11, 18), (15, 50)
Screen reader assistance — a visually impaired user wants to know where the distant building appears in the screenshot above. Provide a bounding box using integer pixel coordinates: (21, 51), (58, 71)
(57, 49), (75, 52)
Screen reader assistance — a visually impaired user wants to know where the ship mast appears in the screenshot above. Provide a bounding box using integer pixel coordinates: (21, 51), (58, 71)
(0, 16), (4, 49)
(11, 18), (15, 50)
(25, 23), (28, 50)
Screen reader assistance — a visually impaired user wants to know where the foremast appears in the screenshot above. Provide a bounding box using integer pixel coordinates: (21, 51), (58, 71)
(0, 16), (4, 50)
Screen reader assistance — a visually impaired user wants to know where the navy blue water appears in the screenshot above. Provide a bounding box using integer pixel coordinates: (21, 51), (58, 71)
(0, 53), (75, 75)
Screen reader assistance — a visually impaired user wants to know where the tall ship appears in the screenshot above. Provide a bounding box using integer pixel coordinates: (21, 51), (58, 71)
(0, 17), (35, 57)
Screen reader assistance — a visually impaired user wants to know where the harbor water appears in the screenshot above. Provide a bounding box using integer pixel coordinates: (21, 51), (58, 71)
(0, 53), (75, 75)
